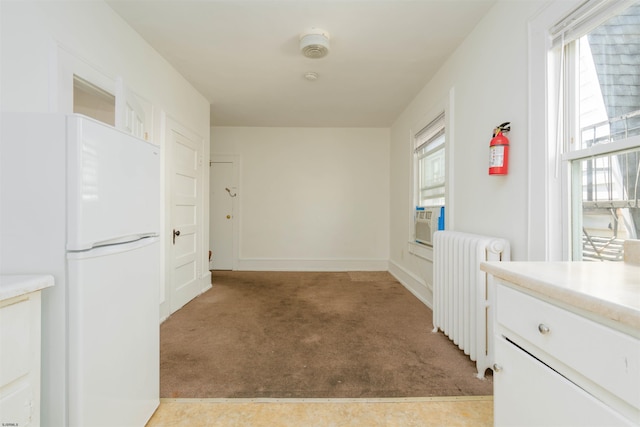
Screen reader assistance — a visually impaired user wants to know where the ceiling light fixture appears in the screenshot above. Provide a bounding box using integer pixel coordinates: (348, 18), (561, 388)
(299, 28), (330, 59)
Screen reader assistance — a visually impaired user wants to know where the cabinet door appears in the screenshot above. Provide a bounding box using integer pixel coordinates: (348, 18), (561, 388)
(494, 337), (636, 427)
(0, 294), (41, 427)
(116, 84), (151, 141)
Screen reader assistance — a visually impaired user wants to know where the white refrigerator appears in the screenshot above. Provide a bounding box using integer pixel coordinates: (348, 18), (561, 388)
(0, 113), (160, 426)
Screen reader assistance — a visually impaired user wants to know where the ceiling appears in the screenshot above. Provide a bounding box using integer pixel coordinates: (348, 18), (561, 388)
(106, 0), (496, 128)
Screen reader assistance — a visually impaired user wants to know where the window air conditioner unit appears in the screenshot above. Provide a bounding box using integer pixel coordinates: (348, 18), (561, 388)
(415, 207), (442, 246)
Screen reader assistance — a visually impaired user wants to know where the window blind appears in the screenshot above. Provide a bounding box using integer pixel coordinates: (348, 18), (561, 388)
(414, 112), (445, 152)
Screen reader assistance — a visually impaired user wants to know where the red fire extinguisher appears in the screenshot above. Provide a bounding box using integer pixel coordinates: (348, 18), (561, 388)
(489, 122), (511, 175)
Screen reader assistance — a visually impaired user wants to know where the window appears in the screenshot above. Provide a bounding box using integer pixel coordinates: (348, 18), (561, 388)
(552, 1), (640, 261)
(415, 112), (446, 208)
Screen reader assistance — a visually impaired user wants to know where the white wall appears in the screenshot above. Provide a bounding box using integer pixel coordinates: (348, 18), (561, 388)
(211, 126), (390, 271)
(389, 0), (548, 303)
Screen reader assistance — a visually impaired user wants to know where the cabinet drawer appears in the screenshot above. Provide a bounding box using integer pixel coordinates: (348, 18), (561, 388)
(496, 283), (640, 410)
(0, 298), (31, 386)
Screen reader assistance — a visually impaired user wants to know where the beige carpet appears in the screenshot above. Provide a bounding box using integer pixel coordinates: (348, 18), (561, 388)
(160, 271), (492, 398)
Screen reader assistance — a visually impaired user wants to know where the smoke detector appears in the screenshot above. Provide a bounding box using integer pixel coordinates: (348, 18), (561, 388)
(299, 28), (330, 59)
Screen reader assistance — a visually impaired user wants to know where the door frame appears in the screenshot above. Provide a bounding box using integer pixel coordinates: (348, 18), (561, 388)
(210, 155), (240, 271)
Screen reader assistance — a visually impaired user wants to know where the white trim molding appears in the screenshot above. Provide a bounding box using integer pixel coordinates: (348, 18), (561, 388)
(235, 258), (389, 272)
(527, 0), (583, 261)
(388, 260), (432, 309)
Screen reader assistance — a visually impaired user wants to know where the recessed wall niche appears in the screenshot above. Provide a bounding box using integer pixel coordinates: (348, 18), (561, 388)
(73, 75), (115, 126)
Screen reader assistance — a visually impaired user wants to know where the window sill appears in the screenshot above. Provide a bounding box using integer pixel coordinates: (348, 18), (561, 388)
(408, 241), (434, 261)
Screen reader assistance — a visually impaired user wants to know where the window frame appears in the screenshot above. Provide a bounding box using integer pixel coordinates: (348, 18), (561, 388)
(529, 0), (640, 261)
(561, 2), (640, 261)
(407, 90), (454, 259)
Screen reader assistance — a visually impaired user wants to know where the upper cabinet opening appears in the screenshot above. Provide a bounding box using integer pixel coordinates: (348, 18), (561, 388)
(73, 75), (115, 126)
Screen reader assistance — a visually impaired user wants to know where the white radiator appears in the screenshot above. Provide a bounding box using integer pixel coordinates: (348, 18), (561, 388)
(432, 230), (510, 379)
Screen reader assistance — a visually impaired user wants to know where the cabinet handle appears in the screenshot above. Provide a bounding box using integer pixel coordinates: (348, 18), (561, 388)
(493, 363), (502, 372)
(538, 323), (550, 335)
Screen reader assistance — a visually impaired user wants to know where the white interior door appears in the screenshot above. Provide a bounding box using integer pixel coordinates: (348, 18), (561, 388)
(170, 127), (202, 313)
(210, 161), (235, 270)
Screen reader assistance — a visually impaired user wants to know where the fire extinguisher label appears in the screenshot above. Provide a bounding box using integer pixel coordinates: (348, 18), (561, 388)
(489, 145), (505, 167)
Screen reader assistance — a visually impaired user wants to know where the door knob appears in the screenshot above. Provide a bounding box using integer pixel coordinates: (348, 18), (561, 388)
(226, 215), (231, 219)
(173, 229), (180, 244)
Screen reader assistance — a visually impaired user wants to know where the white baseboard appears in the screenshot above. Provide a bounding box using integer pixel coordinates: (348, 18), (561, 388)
(388, 260), (433, 309)
(234, 258), (389, 272)
(159, 272), (213, 324)
(200, 270), (212, 292)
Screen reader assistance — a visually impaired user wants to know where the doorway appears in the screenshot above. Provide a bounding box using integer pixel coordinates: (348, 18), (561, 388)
(209, 156), (239, 270)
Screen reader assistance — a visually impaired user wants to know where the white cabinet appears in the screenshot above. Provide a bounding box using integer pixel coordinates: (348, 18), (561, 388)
(116, 83), (152, 142)
(0, 276), (53, 427)
(493, 282), (640, 426)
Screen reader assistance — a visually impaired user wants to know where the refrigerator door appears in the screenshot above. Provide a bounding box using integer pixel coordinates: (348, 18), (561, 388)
(66, 237), (160, 427)
(66, 115), (160, 251)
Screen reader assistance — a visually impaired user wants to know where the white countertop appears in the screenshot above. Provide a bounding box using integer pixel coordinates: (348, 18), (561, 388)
(480, 261), (640, 335)
(0, 275), (54, 302)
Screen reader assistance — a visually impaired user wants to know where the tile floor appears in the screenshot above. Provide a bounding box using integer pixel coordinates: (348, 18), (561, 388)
(146, 396), (493, 426)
